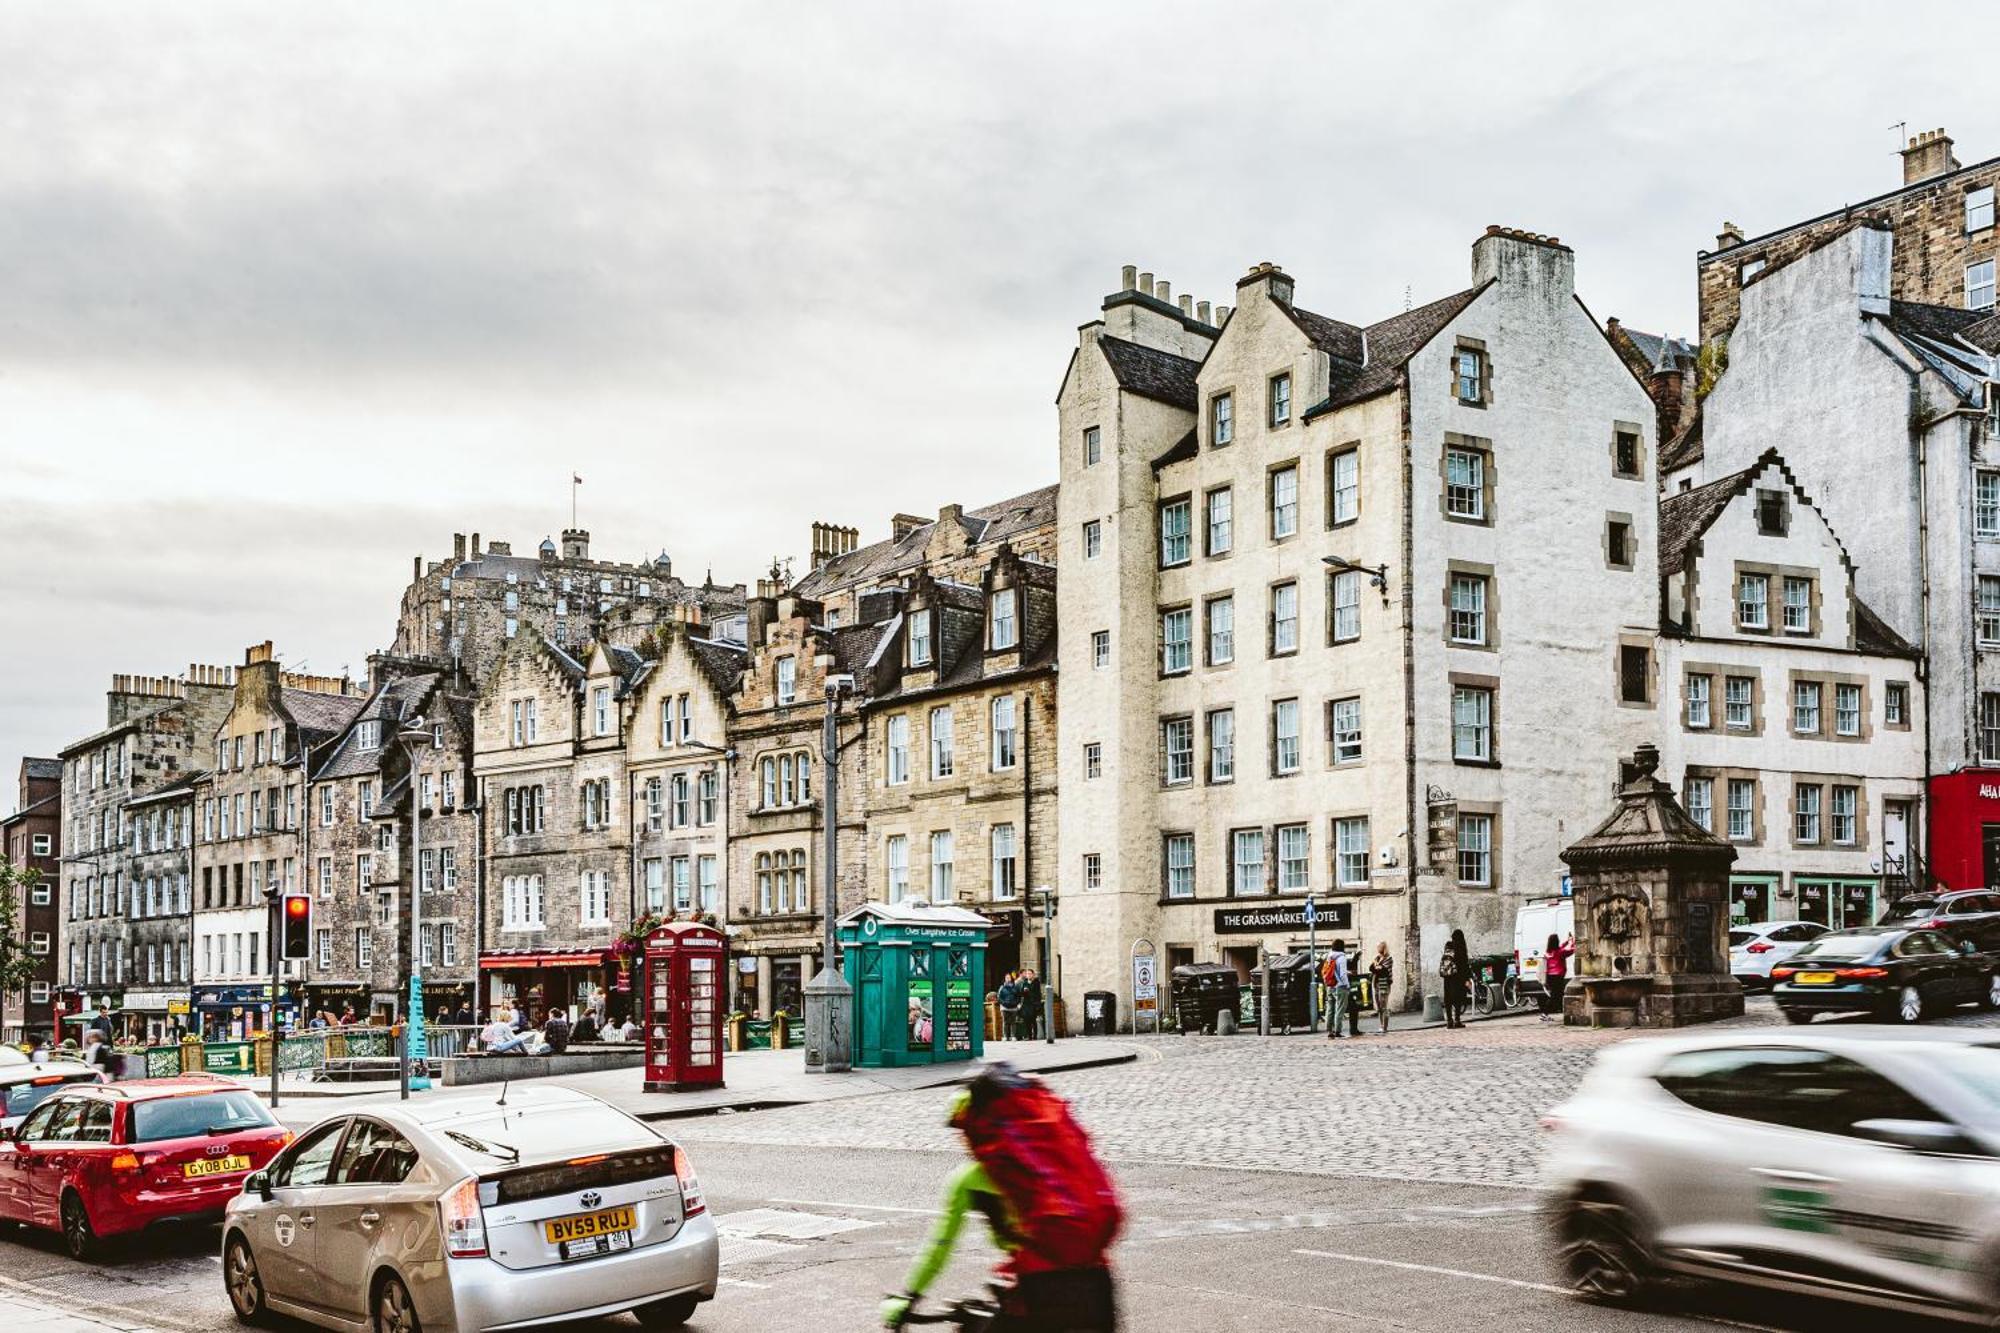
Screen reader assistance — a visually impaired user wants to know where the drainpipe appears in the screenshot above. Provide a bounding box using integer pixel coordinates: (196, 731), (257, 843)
(1398, 369), (1422, 1006)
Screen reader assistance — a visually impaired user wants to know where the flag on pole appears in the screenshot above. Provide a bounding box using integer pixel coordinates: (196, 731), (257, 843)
(573, 473), (583, 485)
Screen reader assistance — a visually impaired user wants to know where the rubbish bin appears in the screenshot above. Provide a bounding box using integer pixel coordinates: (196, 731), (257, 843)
(1082, 991), (1117, 1036)
(1246, 953), (1314, 1032)
(1170, 963), (1238, 1034)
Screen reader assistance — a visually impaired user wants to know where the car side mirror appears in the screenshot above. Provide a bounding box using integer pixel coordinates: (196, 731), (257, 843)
(244, 1170), (274, 1201)
(1852, 1118), (1979, 1156)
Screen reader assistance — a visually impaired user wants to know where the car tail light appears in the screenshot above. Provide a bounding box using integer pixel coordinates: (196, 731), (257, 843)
(109, 1152), (140, 1172)
(1925, 919), (1946, 930)
(1835, 967), (1888, 980)
(674, 1145), (704, 1218)
(439, 1176), (488, 1258)
(1771, 967), (1796, 981)
(1746, 941), (1774, 954)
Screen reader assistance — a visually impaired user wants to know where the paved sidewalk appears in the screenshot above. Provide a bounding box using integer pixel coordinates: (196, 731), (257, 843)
(0, 1288), (164, 1330)
(263, 1037), (1140, 1126)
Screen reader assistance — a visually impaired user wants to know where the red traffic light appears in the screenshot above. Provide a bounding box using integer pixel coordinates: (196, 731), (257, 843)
(284, 895), (311, 919)
(281, 893), (313, 959)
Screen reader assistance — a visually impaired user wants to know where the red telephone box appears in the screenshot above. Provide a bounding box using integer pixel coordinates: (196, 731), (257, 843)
(643, 921), (726, 1092)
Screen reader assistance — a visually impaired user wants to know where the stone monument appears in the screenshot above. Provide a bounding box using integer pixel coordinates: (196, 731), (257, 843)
(1559, 743), (1744, 1027)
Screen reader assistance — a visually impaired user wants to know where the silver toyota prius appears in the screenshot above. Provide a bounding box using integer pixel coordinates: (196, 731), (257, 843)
(221, 1085), (718, 1331)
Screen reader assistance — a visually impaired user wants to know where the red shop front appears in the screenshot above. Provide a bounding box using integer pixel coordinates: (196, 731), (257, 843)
(479, 948), (619, 1024)
(1926, 771), (2000, 890)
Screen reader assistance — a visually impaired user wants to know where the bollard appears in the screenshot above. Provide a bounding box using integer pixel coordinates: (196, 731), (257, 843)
(1216, 1008), (1239, 1036)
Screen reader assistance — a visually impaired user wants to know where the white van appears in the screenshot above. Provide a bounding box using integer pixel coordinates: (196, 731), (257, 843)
(1514, 896), (1574, 998)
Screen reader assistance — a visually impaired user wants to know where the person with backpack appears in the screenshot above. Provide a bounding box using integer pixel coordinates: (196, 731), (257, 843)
(881, 1063), (1122, 1331)
(1320, 941), (1348, 1039)
(1439, 929), (1472, 1029)
(997, 973), (1023, 1042)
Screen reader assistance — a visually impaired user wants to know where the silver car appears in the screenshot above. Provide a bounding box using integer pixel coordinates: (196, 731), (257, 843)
(1543, 1029), (2000, 1323)
(221, 1085), (718, 1331)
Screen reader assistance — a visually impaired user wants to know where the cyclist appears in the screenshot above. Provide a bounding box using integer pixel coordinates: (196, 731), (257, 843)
(882, 1063), (1122, 1330)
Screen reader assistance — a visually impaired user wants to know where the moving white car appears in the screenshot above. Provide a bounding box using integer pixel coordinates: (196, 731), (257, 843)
(1513, 896), (1574, 999)
(1729, 919), (1830, 989)
(0, 1048), (101, 1133)
(1543, 1029), (2000, 1323)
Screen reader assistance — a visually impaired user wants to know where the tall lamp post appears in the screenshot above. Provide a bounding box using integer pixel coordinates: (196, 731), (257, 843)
(803, 675), (854, 1073)
(396, 719), (433, 1097)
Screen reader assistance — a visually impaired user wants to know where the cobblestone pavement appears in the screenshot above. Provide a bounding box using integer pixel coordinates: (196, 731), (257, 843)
(677, 1000), (2000, 1190)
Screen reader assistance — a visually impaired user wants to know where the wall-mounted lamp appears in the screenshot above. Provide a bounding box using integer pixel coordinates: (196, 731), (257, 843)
(1323, 554), (1391, 602)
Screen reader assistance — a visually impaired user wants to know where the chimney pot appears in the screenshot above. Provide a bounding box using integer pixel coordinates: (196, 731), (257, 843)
(1197, 299), (1211, 324)
(1120, 264), (1137, 291)
(471, 532), (482, 558)
(1138, 271), (1154, 297)
(1900, 127), (1959, 185)
(1178, 294), (1194, 316)
(1156, 279), (1170, 304)
(1715, 221), (1745, 250)
(1217, 305), (1231, 323)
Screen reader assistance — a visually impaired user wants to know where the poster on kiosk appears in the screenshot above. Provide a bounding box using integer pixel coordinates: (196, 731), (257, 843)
(643, 921), (727, 1092)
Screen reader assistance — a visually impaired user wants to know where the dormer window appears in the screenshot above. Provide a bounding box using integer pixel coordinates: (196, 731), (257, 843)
(908, 611), (933, 667)
(989, 589), (1018, 651)
(356, 721), (381, 752)
(592, 686), (611, 736)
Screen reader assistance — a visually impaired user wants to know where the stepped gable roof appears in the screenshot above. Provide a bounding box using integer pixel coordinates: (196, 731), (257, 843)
(1657, 464), (1754, 576)
(1096, 335), (1201, 411)
(1660, 404), (1704, 473)
(789, 485), (1057, 598)
(1302, 283), (1493, 420)
(23, 758), (61, 782)
(688, 638), (747, 699)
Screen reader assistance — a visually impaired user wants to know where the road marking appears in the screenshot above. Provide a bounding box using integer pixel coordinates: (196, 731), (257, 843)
(718, 1207), (878, 1239)
(717, 1276), (769, 1290)
(767, 1196), (940, 1216)
(1146, 1201), (1543, 1240)
(1292, 1248), (1571, 1295)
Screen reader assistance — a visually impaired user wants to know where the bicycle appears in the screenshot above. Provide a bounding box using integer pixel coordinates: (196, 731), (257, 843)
(1472, 960), (1523, 1014)
(890, 1292), (1001, 1330)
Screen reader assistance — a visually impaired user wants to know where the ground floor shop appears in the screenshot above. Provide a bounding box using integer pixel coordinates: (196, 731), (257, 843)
(479, 948), (626, 1024)
(1729, 873), (1892, 928)
(1928, 772), (2000, 890)
(726, 929), (818, 1018)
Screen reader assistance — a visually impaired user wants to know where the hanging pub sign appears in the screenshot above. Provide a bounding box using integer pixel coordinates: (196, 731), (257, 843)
(1213, 902), (1352, 935)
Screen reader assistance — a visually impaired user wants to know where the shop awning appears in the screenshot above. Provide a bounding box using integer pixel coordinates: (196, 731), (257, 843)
(479, 951), (611, 970)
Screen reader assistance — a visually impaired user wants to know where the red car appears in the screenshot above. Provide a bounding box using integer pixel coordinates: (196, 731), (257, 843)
(0, 1075), (292, 1259)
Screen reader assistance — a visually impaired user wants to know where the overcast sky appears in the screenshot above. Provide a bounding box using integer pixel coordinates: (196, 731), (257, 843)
(2, 3), (1990, 803)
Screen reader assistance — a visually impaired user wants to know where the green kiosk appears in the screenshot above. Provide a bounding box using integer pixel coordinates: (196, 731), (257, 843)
(839, 901), (994, 1068)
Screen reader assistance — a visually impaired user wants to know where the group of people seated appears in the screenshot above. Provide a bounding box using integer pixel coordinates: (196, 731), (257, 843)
(474, 1003), (638, 1055)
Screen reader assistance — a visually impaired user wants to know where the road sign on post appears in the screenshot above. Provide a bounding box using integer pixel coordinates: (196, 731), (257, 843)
(1130, 944), (1158, 1034)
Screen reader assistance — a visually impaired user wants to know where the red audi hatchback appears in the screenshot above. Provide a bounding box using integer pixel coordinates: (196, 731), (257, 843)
(0, 1075), (292, 1258)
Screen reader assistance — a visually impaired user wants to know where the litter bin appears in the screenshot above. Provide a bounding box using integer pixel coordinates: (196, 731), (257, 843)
(1170, 963), (1238, 1034)
(1246, 953), (1314, 1032)
(1082, 991), (1117, 1036)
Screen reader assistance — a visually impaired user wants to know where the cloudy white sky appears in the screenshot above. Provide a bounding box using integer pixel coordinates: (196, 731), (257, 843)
(2, 2), (1991, 799)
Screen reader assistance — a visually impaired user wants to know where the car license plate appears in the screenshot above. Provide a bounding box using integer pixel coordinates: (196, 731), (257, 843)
(183, 1154), (250, 1179)
(1795, 971), (1836, 985)
(545, 1205), (635, 1247)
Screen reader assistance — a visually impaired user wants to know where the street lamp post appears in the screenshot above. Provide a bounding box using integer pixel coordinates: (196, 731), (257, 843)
(803, 676), (853, 1073)
(397, 720), (433, 1097)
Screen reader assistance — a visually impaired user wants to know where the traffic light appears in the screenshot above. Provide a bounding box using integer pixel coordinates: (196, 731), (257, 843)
(281, 893), (312, 960)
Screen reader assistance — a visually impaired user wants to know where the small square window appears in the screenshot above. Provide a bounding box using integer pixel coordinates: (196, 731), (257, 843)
(1614, 430), (1640, 478)
(1619, 644), (1651, 704)
(1454, 347), (1485, 404)
(1606, 518), (1632, 568)
(1091, 629), (1110, 669)
(1084, 742), (1102, 779)
(1755, 490), (1788, 536)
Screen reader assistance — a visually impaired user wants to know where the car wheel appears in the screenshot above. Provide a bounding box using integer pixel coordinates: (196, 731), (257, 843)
(1982, 973), (2000, 1012)
(60, 1192), (97, 1262)
(224, 1235), (270, 1326)
(374, 1273), (421, 1333)
(1558, 1195), (1652, 1305)
(1895, 984), (1924, 1024)
(1781, 1007), (1814, 1024)
(635, 1294), (701, 1329)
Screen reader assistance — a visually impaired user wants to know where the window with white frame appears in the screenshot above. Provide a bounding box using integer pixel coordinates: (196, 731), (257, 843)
(989, 589), (1017, 651)
(1887, 681), (1909, 726)
(1330, 570), (1360, 642)
(671, 857), (692, 912)
(1979, 471), (2000, 539)
(356, 929), (373, 969)
(930, 706), (954, 778)
(1162, 716), (1194, 786)
(1084, 425), (1101, 466)
(1159, 497), (1191, 567)
(319, 787), (334, 827)
(1834, 682), (1862, 736)
(1794, 783), (1822, 844)
(1455, 347), (1484, 403)
(1739, 573), (1770, 629)
(671, 772), (692, 827)
(1456, 813), (1492, 886)
(1725, 675), (1755, 729)
(908, 611), (934, 666)
(1452, 686), (1492, 762)
(698, 769), (718, 824)
(775, 657), (796, 706)
(1164, 834), (1195, 899)
(1981, 576), (2000, 645)
(1161, 607), (1193, 675)
(886, 834), (909, 902)
(1269, 373), (1291, 427)
(1445, 447), (1485, 520)
(1334, 817), (1369, 886)
(1270, 582), (1299, 655)
(1269, 464), (1299, 538)
(698, 857), (718, 913)
(677, 695), (692, 742)
(1083, 853), (1102, 890)
(1276, 824), (1309, 891)
(1328, 448), (1359, 525)
(929, 830), (954, 903)
(1207, 708), (1234, 782)
(1084, 741), (1102, 779)
(1092, 630), (1110, 669)
(992, 696), (1018, 769)
(1685, 673), (1711, 729)
(1272, 699), (1301, 775)
(1685, 776), (1713, 832)
(1329, 697), (1362, 764)
(1211, 392), (1233, 446)
(1448, 574), (1487, 644)
(661, 695), (677, 746)
(886, 714), (910, 785)
(1782, 576), (1812, 632)
(645, 776), (664, 830)
(1207, 595), (1234, 665)
(1831, 784), (1858, 845)
(1983, 693), (2000, 762)
(1231, 829), (1266, 896)
(1970, 185), (1996, 234)
(357, 782), (373, 821)
(1970, 258), (1997, 312)
(1083, 520), (1102, 559)
(1793, 680), (1821, 734)
(991, 824), (1018, 898)
(644, 858), (665, 911)
(1206, 487), (1233, 556)
(1727, 779), (1756, 840)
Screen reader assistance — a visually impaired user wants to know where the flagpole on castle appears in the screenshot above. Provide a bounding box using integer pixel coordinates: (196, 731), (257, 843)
(571, 471), (581, 528)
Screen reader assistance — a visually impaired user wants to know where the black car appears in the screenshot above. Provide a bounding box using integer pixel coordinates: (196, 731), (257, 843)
(1878, 889), (2000, 953)
(1772, 926), (2000, 1024)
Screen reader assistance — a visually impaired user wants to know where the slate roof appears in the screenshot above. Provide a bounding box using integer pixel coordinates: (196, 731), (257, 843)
(1882, 300), (1995, 404)
(1854, 600), (1919, 658)
(1, 793), (59, 825)
(127, 774), (202, 808)
(1660, 404), (1704, 473)
(1963, 313), (2000, 355)
(688, 638), (748, 699)
(789, 485), (1058, 598)
(22, 758), (60, 782)
(1096, 335), (1201, 411)
(283, 687), (368, 742)
(1302, 283), (1493, 421)
(1657, 464), (1756, 576)
(1620, 327), (1696, 372)
(313, 675), (437, 780)
(1151, 429), (1198, 473)
(1284, 306), (1365, 362)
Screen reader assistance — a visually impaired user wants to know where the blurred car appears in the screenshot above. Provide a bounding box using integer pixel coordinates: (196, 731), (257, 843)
(1729, 920), (1829, 990)
(1879, 889), (2000, 953)
(1543, 1029), (2000, 1322)
(221, 1084), (717, 1332)
(0, 1075), (291, 1259)
(1773, 926), (2000, 1024)
(0, 1059), (101, 1133)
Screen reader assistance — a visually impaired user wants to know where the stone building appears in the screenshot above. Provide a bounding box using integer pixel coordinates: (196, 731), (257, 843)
(57, 669), (235, 1042)
(301, 658), (478, 1022)
(1699, 127), (2000, 345)
(389, 528), (746, 686)
(190, 644), (364, 1039)
(471, 633), (649, 1021)
(1672, 220), (2000, 889)
(1, 758), (63, 1040)
(1655, 451), (1928, 928)
(1055, 236), (1662, 1015)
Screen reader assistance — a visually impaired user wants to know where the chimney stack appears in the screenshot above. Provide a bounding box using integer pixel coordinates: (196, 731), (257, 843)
(1120, 264), (1137, 291)
(452, 533), (466, 562)
(1138, 271), (1154, 297)
(891, 513), (927, 541)
(1155, 279), (1170, 305)
(1901, 128), (1959, 186)
(810, 521), (860, 571)
(1715, 221), (1745, 251)
(471, 532), (482, 558)
(1196, 299), (1211, 324)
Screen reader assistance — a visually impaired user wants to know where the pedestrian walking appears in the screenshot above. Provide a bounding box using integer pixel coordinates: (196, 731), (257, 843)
(1322, 942), (1349, 1038)
(1540, 932), (1575, 1022)
(1369, 943), (1394, 1033)
(1440, 929), (1472, 1028)
(997, 972), (1023, 1042)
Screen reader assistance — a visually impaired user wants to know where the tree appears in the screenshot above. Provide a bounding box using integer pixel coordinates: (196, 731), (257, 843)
(0, 856), (44, 998)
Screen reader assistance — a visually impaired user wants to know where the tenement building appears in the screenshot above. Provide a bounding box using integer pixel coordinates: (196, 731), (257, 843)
(301, 658), (479, 1022)
(1672, 218), (2000, 889)
(190, 644), (365, 1039)
(1, 758), (63, 1040)
(58, 668), (235, 1042)
(1055, 235), (1663, 1010)
(1655, 451), (1928, 927)
(623, 620), (738, 938)
(1699, 127), (2000, 344)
